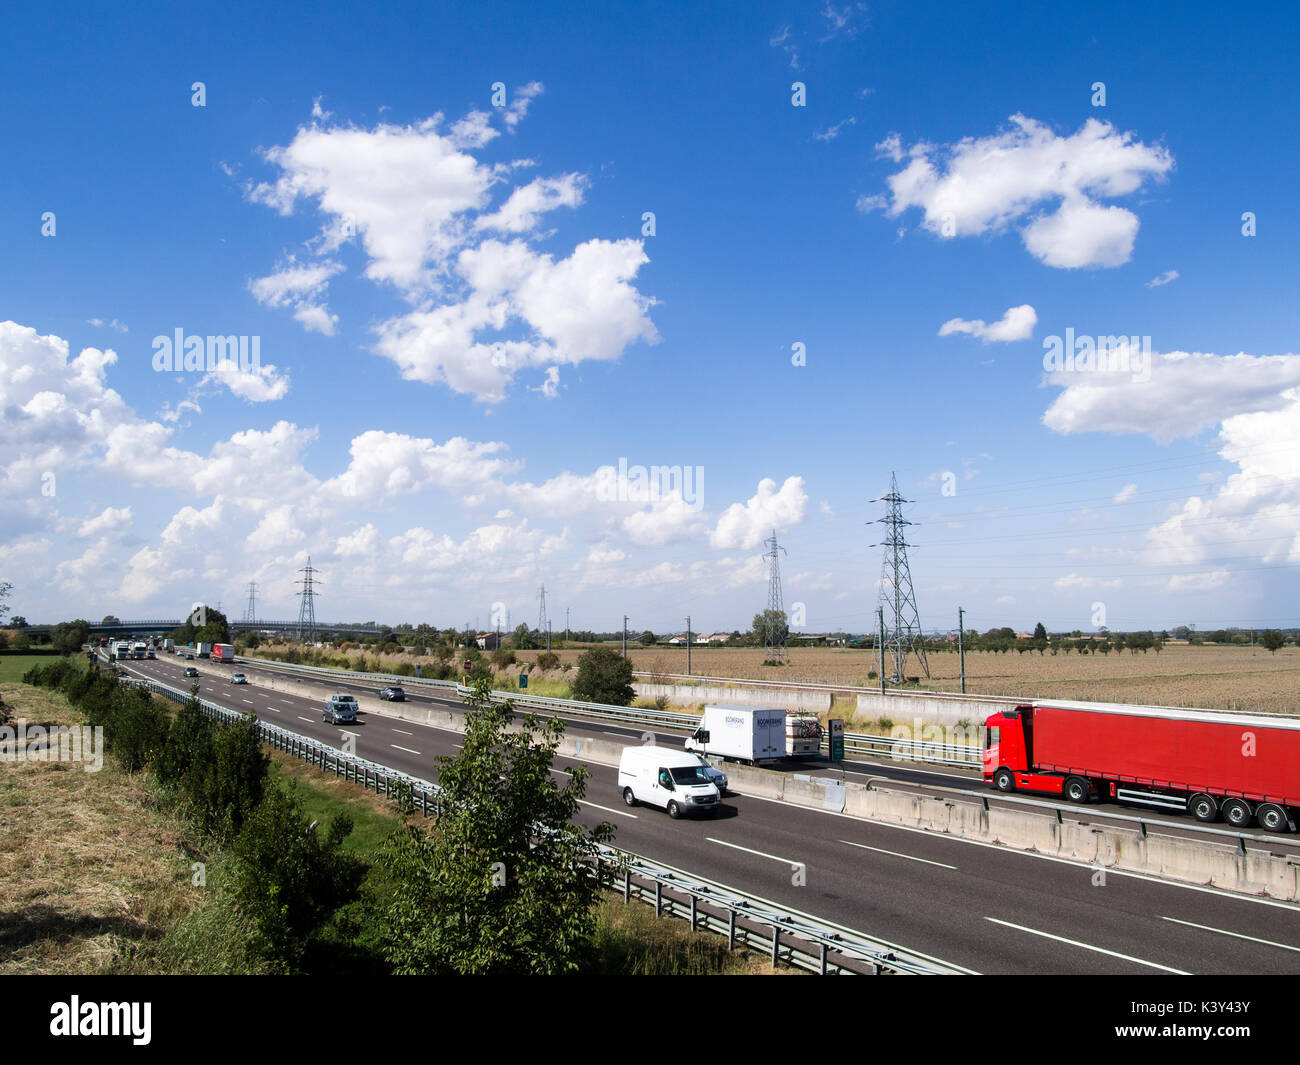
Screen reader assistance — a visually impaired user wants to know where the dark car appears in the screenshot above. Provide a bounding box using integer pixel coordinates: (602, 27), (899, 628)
(185, 653), (195, 660)
(183, 667), (199, 678)
(378, 686), (406, 701)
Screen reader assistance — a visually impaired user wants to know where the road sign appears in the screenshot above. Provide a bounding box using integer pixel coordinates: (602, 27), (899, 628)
(829, 718), (845, 762)
(519, 672), (528, 689)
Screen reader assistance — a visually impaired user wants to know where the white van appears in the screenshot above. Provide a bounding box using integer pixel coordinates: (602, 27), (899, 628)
(618, 746), (722, 818)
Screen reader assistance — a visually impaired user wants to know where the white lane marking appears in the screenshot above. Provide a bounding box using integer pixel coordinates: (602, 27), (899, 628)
(580, 799), (635, 817)
(984, 917), (1190, 974)
(242, 699), (253, 704)
(297, 716), (314, 723)
(707, 837), (802, 867)
(1160, 916), (1300, 953)
(391, 744), (421, 755)
(265, 707), (280, 713)
(839, 839), (957, 870)
(391, 728), (414, 736)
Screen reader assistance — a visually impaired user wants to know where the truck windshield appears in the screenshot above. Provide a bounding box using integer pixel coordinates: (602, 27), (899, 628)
(669, 766), (710, 785)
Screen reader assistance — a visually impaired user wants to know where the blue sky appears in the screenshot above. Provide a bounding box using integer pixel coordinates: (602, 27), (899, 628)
(3, 0), (1299, 635)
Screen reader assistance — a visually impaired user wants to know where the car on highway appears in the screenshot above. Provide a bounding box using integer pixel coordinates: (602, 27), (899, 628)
(183, 667), (199, 678)
(185, 653), (195, 660)
(324, 694), (359, 724)
(229, 673), (248, 685)
(378, 686), (406, 701)
(693, 754), (728, 794)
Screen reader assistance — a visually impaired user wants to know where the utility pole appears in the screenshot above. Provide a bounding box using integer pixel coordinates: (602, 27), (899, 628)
(546, 620), (551, 653)
(242, 581), (258, 627)
(761, 529), (789, 664)
(622, 615), (629, 657)
(957, 607), (967, 695)
(565, 607), (570, 642)
(295, 558), (320, 644)
(685, 615), (692, 675)
(872, 472), (930, 682)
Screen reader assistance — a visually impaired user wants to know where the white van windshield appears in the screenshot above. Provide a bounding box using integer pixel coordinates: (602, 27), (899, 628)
(669, 765), (711, 785)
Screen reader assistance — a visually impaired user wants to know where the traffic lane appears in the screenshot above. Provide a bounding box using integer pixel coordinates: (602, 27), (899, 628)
(131, 658), (1300, 974)
(558, 760), (1300, 976)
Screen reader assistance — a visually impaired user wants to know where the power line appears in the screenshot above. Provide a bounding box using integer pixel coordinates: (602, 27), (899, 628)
(762, 528), (788, 664)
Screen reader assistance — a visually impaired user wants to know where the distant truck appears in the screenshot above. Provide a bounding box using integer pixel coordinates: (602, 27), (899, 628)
(113, 641), (131, 661)
(984, 700), (1300, 832)
(786, 713), (822, 758)
(684, 705), (787, 765)
(131, 641), (147, 660)
(211, 643), (234, 663)
(195, 642), (213, 658)
(162, 639), (175, 652)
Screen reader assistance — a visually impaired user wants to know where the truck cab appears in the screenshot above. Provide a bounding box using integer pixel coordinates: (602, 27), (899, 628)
(983, 706), (1066, 795)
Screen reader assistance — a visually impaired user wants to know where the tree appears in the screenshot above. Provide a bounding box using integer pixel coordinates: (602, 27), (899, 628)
(101, 614), (121, 626)
(639, 630), (655, 646)
(1033, 622), (1048, 642)
(1261, 630), (1287, 655)
(751, 610), (788, 648)
(49, 619), (91, 655)
(377, 678), (614, 974)
(0, 580), (11, 623)
(511, 623), (536, 650)
(571, 646), (635, 706)
(231, 781), (364, 973)
(8, 615), (26, 628)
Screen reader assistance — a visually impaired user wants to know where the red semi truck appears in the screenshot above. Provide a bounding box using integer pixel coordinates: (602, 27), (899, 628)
(211, 643), (234, 663)
(983, 700), (1300, 833)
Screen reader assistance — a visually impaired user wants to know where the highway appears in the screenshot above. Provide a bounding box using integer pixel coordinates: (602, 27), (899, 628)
(124, 653), (1300, 974)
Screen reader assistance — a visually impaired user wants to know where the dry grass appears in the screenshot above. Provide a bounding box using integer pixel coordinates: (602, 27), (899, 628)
(0, 681), (198, 974)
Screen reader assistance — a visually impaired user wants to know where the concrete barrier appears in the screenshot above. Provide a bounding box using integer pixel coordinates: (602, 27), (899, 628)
(853, 691), (1006, 726)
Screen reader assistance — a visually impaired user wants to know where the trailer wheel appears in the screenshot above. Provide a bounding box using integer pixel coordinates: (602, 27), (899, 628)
(1221, 798), (1254, 829)
(1257, 803), (1291, 833)
(666, 801), (681, 819)
(1064, 776), (1091, 803)
(1189, 794), (1219, 823)
(622, 787), (637, 808)
(993, 768), (1015, 793)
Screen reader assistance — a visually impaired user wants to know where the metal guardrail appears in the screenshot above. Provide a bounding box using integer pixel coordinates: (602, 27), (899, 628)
(230, 655), (984, 768)
(116, 670), (962, 975)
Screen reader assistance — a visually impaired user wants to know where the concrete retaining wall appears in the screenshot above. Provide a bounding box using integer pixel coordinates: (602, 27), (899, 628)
(634, 682), (832, 713)
(853, 691), (1009, 725)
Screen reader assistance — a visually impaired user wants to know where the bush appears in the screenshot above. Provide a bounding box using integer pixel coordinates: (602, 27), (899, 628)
(572, 647), (635, 706)
(536, 652), (560, 671)
(491, 647), (517, 669)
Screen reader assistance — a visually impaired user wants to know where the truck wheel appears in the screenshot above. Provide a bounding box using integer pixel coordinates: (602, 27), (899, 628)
(666, 801), (681, 819)
(1064, 776), (1091, 803)
(1189, 794), (1219, 823)
(993, 768), (1016, 793)
(1221, 798), (1254, 829)
(622, 787), (637, 808)
(1257, 803), (1291, 833)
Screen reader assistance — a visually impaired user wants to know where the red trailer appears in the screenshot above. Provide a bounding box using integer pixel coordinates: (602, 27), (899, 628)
(983, 700), (1300, 832)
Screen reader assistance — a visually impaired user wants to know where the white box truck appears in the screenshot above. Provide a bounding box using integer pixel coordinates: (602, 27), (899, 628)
(618, 746), (721, 818)
(684, 705), (787, 765)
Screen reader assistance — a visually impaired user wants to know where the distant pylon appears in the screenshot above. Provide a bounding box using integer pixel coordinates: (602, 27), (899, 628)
(295, 557), (320, 644)
(871, 472), (930, 681)
(762, 529), (788, 664)
(242, 581), (258, 626)
(537, 583), (548, 633)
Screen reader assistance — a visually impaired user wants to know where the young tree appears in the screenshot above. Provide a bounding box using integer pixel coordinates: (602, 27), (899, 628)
(378, 679), (615, 974)
(571, 646), (635, 706)
(1261, 630), (1287, 655)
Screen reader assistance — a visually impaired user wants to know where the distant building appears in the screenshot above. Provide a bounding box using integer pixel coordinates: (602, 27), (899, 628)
(476, 632), (500, 650)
